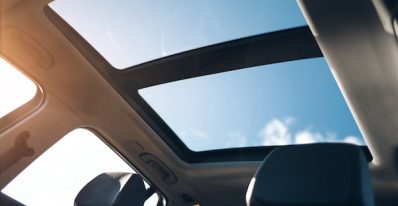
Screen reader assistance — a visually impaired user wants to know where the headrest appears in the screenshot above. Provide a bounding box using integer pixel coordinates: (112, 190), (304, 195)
(75, 172), (147, 206)
(246, 143), (374, 206)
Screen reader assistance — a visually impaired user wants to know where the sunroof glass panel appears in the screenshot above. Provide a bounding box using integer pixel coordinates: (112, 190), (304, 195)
(49, 0), (306, 69)
(139, 58), (366, 152)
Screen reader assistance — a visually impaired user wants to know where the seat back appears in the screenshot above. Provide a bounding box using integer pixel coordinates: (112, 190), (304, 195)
(246, 143), (374, 206)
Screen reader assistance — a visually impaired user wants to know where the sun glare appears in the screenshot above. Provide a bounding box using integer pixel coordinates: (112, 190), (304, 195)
(0, 57), (37, 118)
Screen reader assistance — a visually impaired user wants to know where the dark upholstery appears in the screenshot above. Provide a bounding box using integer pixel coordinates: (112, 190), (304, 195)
(75, 172), (147, 206)
(246, 143), (374, 206)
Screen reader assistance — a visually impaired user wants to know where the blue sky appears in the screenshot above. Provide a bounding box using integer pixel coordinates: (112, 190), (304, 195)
(49, 0), (365, 150)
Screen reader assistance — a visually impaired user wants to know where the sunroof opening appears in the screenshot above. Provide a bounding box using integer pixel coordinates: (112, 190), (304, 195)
(139, 58), (366, 152)
(49, 0), (306, 69)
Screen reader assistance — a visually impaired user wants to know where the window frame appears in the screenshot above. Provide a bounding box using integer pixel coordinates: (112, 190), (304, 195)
(44, 6), (372, 163)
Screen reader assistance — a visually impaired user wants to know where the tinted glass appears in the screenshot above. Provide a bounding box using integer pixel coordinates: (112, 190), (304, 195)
(139, 58), (365, 151)
(50, 0), (306, 69)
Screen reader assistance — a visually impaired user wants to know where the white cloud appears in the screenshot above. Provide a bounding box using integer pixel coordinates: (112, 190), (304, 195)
(259, 119), (292, 145)
(259, 118), (364, 146)
(342, 136), (363, 145)
(284, 117), (295, 125)
(295, 130), (323, 144)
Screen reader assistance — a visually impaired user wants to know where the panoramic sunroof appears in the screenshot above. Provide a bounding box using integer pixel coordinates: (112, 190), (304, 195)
(49, 0), (306, 69)
(139, 58), (366, 151)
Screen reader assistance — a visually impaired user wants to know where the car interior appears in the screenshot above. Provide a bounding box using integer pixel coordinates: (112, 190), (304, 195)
(1, 0), (398, 205)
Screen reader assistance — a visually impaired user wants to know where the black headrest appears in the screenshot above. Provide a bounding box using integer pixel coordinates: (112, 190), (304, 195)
(246, 143), (374, 206)
(75, 172), (147, 206)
